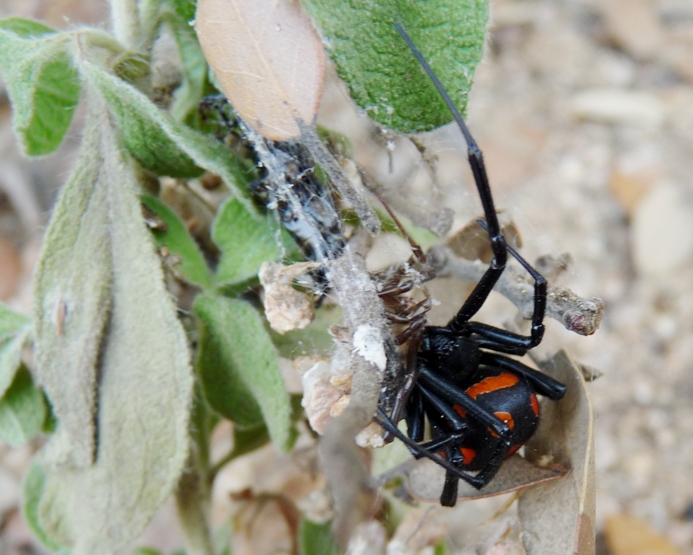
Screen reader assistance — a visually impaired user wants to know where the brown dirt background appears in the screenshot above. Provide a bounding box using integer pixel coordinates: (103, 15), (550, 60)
(1, 0), (692, 553)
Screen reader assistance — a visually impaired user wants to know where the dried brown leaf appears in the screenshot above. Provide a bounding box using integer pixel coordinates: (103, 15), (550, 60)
(406, 454), (565, 503)
(518, 350), (596, 555)
(447, 212), (522, 263)
(195, 0), (326, 141)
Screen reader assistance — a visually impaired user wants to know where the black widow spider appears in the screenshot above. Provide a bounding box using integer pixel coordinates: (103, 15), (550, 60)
(373, 24), (567, 507)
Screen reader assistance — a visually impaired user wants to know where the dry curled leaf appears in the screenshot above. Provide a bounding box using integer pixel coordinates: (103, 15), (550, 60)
(260, 261), (317, 334)
(406, 454), (565, 503)
(447, 212), (522, 263)
(195, 0), (326, 141)
(518, 350), (596, 555)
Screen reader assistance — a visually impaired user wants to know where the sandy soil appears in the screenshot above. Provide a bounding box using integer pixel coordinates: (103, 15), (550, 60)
(1, 0), (693, 553)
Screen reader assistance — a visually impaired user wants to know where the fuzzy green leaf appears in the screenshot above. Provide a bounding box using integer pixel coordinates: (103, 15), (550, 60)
(0, 328), (32, 400)
(0, 19), (80, 155)
(33, 102), (113, 467)
(162, 7), (209, 121)
(0, 365), (46, 446)
(212, 197), (283, 287)
(299, 518), (338, 555)
(195, 295), (292, 451)
(82, 60), (256, 199)
(31, 98), (193, 555)
(22, 462), (65, 551)
(140, 194), (212, 289)
(85, 59), (201, 177)
(0, 302), (31, 338)
(269, 305), (342, 359)
(132, 549), (164, 555)
(301, 0), (488, 133)
(165, 0), (197, 26)
(0, 17), (55, 38)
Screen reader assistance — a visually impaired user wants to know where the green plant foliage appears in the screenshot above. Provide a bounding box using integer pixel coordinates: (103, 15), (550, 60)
(22, 462), (64, 551)
(131, 548), (165, 555)
(0, 328), (32, 401)
(0, 18), (80, 155)
(84, 59), (203, 177)
(214, 520), (233, 555)
(299, 518), (338, 555)
(83, 60), (256, 196)
(40, 391), (57, 434)
(161, 4), (209, 121)
(229, 422), (271, 460)
(195, 295), (293, 451)
(33, 104), (113, 468)
(269, 305), (342, 359)
(224, 393), (302, 462)
(0, 365), (46, 446)
(0, 302), (31, 337)
(0, 303), (32, 400)
(31, 98), (194, 555)
(140, 194), (212, 289)
(165, 0), (197, 24)
(301, 0), (488, 133)
(211, 197), (284, 287)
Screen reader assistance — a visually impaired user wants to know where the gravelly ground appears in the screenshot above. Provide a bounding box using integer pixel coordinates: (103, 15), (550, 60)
(1, 0), (693, 553)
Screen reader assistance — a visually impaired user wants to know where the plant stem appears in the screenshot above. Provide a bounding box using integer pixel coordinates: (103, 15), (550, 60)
(110, 0), (140, 51)
(175, 445), (215, 555)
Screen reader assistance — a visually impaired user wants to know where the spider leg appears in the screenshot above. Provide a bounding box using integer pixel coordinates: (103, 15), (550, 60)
(480, 352), (566, 400)
(404, 387), (425, 442)
(416, 385), (467, 443)
(394, 24), (509, 331)
(418, 368), (511, 441)
(427, 403), (510, 504)
(441, 472), (460, 507)
(373, 407), (485, 489)
(428, 415), (463, 506)
(465, 323), (532, 355)
(477, 219), (547, 348)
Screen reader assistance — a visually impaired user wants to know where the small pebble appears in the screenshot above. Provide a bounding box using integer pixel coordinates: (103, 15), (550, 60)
(570, 89), (664, 127)
(631, 183), (693, 275)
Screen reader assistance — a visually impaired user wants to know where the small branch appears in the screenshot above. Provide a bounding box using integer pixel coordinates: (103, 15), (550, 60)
(175, 446), (215, 555)
(109, 0), (140, 51)
(320, 247), (399, 549)
(208, 449), (234, 484)
(428, 246), (604, 336)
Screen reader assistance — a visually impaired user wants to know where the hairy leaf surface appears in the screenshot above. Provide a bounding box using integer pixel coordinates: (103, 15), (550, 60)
(0, 18), (80, 155)
(140, 194), (212, 289)
(302, 0), (488, 132)
(32, 99), (194, 555)
(195, 295), (293, 451)
(0, 365), (46, 446)
(212, 197), (284, 287)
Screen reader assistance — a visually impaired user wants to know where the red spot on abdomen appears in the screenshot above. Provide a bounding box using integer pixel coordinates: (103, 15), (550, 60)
(453, 405), (467, 418)
(460, 447), (477, 464)
(507, 444), (522, 457)
(494, 411), (515, 430)
(466, 372), (520, 399)
(530, 393), (540, 416)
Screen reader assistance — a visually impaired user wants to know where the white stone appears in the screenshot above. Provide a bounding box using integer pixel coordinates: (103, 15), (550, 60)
(632, 183), (693, 275)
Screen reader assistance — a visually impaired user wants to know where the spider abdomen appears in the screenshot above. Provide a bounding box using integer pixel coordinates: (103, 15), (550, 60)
(448, 370), (540, 472)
